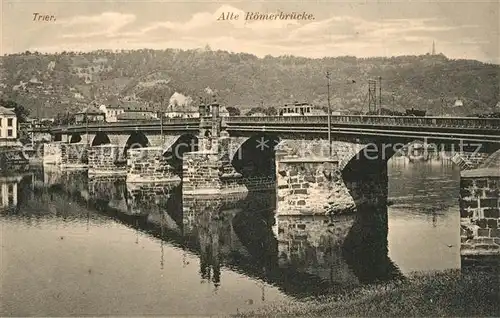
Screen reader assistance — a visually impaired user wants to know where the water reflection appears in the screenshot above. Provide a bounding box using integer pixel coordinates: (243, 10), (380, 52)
(1, 159), (462, 315)
(0, 175), (21, 210)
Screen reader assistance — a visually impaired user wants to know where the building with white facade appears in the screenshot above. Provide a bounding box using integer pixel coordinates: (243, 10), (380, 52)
(0, 106), (17, 141)
(99, 104), (125, 123)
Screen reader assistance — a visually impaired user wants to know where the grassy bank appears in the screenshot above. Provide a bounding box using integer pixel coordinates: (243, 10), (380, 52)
(235, 269), (499, 317)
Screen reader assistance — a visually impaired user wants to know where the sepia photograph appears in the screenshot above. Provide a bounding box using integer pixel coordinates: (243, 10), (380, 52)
(0, 0), (499, 316)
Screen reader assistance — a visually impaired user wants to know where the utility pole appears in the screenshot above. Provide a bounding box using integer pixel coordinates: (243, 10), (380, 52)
(160, 95), (164, 143)
(378, 76), (382, 113)
(85, 109), (89, 144)
(326, 71), (332, 157)
(368, 79), (377, 113)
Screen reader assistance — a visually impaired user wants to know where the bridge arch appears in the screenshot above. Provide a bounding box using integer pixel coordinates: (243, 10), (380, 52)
(338, 137), (498, 175)
(91, 132), (111, 147)
(69, 133), (82, 143)
(123, 131), (150, 157)
(162, 133), (199, 174)
(231, 134), (280, 178)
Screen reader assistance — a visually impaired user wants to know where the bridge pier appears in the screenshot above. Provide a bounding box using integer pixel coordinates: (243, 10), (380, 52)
(183, 99), (247, 196)
(43, 142), (63, 165)
(88, 144), (127, 177)
(127, 147), (180, 183)
(60, 142), (88, 169)
(275, 139), (386, 216)
(42, 142), (88, 169)
(182, 150), (246, 196)
(459, 150), (500, 270)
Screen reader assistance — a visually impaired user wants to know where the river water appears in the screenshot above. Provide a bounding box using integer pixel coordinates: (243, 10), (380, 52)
(0, 157), (460, 316)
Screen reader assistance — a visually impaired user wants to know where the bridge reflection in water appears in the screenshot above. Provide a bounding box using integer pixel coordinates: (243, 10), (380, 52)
(8, 166), (401, 298)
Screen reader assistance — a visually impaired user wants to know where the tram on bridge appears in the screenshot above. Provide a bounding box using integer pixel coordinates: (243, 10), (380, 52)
(278, 102), (325, 116)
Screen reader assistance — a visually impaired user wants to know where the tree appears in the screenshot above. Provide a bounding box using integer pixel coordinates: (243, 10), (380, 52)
(0, 99), (30, 122)
(263, 106), (277, 116)
(54, 112), (73, 125)
(226, 106), (240, 116)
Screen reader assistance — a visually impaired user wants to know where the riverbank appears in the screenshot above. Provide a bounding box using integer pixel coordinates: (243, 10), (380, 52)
(235, 269), (499, 317)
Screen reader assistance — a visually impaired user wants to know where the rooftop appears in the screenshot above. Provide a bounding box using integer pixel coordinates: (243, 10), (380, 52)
(0, 106), (16, 116)
(117, 112), (157, 120)
(121, 100), (155, 112)
(77, 105), (105, 115)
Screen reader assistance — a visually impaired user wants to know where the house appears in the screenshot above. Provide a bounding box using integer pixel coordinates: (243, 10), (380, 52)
(0, 106), (18, 141)
(117, 111), (157, 121)
(454, 99), (464, 107)
(74, 105), (106, 124)
(331, 109), (350, 116)
(251, 112), (267, 117)
(219, 106), (230, 117)
(164, 109), (200, 118)
(163, 98), (200, 118)
(311, 109), (327, 115)
(119, 101), (158, 120)
(99, 104), (124, 122)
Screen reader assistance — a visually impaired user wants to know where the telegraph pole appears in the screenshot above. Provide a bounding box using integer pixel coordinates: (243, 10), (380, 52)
(85, 108), (89, 144)
(160, 96), (164, 144)
(378, 76), (382, 113)
(326, 71), (332, 157)
(368, 79), (377, 113)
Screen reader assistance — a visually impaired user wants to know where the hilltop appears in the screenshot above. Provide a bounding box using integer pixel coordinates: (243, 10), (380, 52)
(0, 49), (498, 118)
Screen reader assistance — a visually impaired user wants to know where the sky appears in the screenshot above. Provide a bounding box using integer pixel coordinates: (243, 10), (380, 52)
(1, 0), (499, 63)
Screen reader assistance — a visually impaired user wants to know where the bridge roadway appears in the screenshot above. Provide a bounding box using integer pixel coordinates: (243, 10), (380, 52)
(44, 115), (500, 145)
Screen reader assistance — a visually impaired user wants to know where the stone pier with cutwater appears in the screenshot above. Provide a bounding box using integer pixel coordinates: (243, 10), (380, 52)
(127, 147), (180, 183)
(459, 149), (500, 269)
(275, 139), (388, 216)
(182, 98), (247, 195)
(43, 142), (88, 169)
(88, 144), (126, 176)
(39, 97), (500, 270)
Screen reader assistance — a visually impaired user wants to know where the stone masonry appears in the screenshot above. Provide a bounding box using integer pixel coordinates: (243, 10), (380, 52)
(43, 142), (88, 168)
(275, 213), (359, 285)
(60, 143), (88, 168)
(459, 149), (500, 265)
(88, 144), (126, 176)
(127, 147), (179, 183)
(274, 139), (371, 216)
(182, 151), (246, 195)
(43, 142), (63, 165)
(276, 157), (352, 215)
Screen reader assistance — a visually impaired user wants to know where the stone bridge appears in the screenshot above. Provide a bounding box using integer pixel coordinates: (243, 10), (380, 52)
(37, 101), (500, 266)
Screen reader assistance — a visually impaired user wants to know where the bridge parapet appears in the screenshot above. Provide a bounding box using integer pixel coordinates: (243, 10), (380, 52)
(50, 117), (200, 134)
(226, 115), (500, 129)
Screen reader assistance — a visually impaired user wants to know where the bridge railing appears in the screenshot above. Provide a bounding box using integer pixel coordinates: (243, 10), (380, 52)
(48, 118), (201, 132)
(225, 115), (500, 129)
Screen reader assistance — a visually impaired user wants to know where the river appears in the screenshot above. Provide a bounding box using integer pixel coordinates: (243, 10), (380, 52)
(0, 157), (460, 316)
